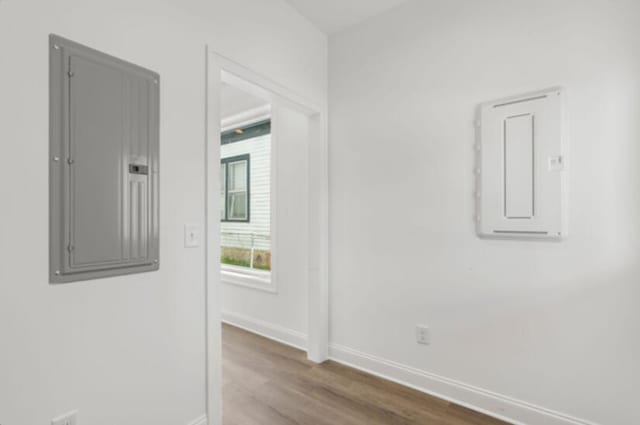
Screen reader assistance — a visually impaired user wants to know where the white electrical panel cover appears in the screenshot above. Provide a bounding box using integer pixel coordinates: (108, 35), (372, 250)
(476, 87), (568, 240)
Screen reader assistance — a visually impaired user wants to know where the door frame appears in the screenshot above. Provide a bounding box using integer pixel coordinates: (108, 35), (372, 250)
(204, 47), (329, 425)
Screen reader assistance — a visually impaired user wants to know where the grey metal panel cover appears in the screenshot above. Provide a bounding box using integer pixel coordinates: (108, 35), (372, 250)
(50, 35), (159, 283)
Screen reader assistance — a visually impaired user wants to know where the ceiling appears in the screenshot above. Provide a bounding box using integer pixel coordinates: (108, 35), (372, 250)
(284, 0), (411, 34)
(221, 83), (269, 120)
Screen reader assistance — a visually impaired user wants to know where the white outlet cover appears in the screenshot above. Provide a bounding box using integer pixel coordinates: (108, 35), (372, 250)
(52, 410), (78, 425)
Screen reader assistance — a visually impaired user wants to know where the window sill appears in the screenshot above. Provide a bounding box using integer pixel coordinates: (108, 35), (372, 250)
(221, 264), (276, 293)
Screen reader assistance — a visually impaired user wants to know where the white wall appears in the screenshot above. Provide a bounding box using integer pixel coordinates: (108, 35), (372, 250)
(0, 1), (326, 424)
(222, 105), (310, 339)
(220, 83), (269, 120)
(329, 1), (640, 424)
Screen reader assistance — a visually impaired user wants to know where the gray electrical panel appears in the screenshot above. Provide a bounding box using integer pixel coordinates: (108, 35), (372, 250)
(50, 35), (160, 283)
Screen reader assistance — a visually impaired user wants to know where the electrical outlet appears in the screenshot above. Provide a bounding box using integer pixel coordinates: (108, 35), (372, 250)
(416, 325), (430, 345)
(51, 410), (78, 425)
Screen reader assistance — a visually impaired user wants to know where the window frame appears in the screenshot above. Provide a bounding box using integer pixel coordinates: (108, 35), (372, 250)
(221, 119), (271, 145)
(221, 264), (275, 293)
(220, 154), (250, 223)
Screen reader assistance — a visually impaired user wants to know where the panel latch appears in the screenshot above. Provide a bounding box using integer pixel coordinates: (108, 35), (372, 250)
(129, 164), (149, 175)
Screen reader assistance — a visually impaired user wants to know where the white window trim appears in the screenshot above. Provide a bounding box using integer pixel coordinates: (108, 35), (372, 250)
(221, 264), (276, 293)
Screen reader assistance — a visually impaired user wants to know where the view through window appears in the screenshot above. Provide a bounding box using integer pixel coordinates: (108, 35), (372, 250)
(220, 83), (271, 274)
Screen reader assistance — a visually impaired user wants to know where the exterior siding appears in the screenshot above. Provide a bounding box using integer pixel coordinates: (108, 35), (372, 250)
(221, 133), (271, 251)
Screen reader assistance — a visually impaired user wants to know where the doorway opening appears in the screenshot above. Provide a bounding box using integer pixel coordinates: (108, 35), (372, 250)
(205, 50), (328, 425)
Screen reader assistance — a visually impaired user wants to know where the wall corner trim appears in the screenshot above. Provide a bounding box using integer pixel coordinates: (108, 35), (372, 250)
(328, 343), (600, 425)
(187, 414), (207, 425)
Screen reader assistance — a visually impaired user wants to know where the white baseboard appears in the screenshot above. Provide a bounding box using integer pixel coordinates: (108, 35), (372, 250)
(329, 343), (599, 425)
(221, 311), (307, 351)
(186, 415), (207, 425)
(219, 312), (598, 425)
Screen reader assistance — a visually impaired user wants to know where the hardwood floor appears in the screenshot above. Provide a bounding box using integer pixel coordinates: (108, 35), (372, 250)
(222, 324), (511, 425)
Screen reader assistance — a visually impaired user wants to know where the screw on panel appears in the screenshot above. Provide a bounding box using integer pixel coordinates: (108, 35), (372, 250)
(53, 156), (60, 162)
(153, 79), (158, 84)
(153, 259), (159, 264)
(53, 44), (60, 50)
(67, 158), (74, 165)
(67, 71), (74, 78)
(55, 270), (61, 276)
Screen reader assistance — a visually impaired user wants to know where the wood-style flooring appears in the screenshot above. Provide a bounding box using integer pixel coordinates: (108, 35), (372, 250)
(222, 324), (511, 425)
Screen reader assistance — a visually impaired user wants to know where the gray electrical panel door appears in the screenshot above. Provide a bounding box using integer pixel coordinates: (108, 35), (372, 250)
(50, 35), (159, 283)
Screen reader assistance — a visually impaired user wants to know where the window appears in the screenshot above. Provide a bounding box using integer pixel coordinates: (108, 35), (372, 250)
(221, 154), (250, 222)
(218, 83), (272, 290)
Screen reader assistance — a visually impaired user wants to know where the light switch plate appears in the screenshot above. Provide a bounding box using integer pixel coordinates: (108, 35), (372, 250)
(52, 410), (78, 425)
(184, 223), (200, 248)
